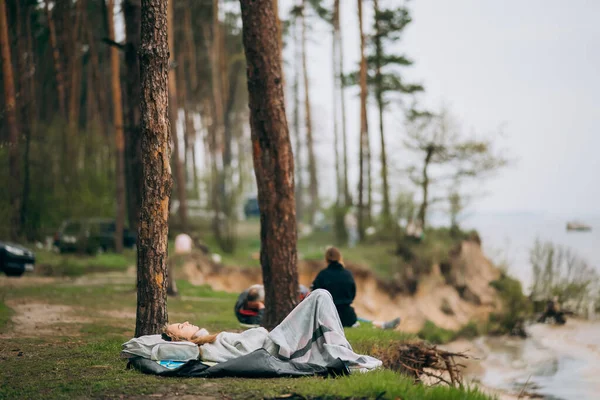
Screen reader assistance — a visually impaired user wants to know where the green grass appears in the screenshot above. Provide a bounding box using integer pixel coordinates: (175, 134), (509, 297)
(35, 248), (136, 276)
(418, 320), (459, 344)
(0, 272), (492, 400)
(0, 299), (13, 332)
(345, 323), (417, 354)
(418, 320), (482, 345)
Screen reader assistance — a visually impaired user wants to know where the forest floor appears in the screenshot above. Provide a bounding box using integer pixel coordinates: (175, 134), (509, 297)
(0, 221), (499, 399)
(0, 268), (491, 400)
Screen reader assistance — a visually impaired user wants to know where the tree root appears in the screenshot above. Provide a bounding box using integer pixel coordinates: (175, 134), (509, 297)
(371, 341), (469, 387)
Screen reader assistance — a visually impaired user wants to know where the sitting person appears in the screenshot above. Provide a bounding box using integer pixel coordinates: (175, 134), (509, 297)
(234, 284), (265, 326)
(163, 289), (382, 371)
(537, 296), (566, 325)
(312, 247), (400, 330)
(234, 284), (310, 326)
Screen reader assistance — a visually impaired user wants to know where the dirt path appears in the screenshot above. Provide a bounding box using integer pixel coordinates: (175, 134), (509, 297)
(0, 301), (89, 339)
(0, 271), (136, 339)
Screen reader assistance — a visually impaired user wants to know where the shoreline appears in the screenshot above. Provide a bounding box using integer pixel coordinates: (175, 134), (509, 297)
(442, 319), (600, 400)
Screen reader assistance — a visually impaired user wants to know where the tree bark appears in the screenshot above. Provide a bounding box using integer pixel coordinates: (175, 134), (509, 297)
(272, 0), (284, 86)
(167, 0), (188, 239)
(373, 0), (391, 228)
(357, 0), (370, 241)
(301, 0), (318, 225)
(44, 0), (66, 118)
(124, 0), (143, 232)
(239, 0), (299, 330)
(0, 0), (21, 240)
(107, 0), (126, 253)
(136, 0), (172, 337)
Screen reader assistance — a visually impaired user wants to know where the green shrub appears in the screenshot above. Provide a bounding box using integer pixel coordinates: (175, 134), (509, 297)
(418, 320), (482, 344)
(456, 321), (481, 339)
(488, 273), (532, 334)
(418, 320), (456, 344)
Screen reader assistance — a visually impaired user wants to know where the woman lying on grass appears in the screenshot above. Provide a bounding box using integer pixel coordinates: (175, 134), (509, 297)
(163, 289), (382, 371)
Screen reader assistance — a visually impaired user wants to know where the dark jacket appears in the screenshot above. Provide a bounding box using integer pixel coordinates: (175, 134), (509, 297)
(234, 289), (264, 325)
(311, 261), (357, 327)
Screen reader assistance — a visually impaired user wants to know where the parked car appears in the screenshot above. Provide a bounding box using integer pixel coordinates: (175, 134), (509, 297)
(244, 197), (260, 218)
(54, 218), (136, 254)
(0, 241), (35, 277)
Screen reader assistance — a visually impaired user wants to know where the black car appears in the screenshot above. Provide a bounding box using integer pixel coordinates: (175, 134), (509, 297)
(0, 241), (35, 277)
(244, 197), (260, 218)
(54, 218), (136, 254)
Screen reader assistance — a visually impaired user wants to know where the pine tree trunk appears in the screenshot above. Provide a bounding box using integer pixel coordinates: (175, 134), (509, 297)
(85, 18), (108, 138)
(107, 0), (126, 253)
(331, 2), (341, 206)
(301, 0), (318, 225)
(181, 6), (200, 197)
(417, 148), (434, 229)
(135, 0), (172, 337)
(335, 0), (351, 207)
(357, 0), (369, 241)
(177, 55), (193, 186)
(0, 0), (21, 240)
(167, 0), (187, 239)
(124, 0), (142, 232)
(203, 7), (225, 249)
(182, 10), (198, 96)
(273, 0), (284, 86)
(293, 19), (304, 222)
(44, 0), (66, 118)
(373, 0), (391, 228)
(16, 1), (35, 239)
(239, 0), (299, 330)
(68, 0), (85, 134)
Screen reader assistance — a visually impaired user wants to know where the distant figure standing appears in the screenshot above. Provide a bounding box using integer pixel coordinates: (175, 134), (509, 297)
(174, 233), (193, 254)
(344, 209), (359, 248)
(311, 247), (401, 329)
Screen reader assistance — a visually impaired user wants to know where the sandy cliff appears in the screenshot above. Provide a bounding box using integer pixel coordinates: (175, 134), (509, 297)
(179, 240), (503, 332)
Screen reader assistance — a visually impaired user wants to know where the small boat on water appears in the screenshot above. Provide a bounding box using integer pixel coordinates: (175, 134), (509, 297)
(566, 221), (592, 232)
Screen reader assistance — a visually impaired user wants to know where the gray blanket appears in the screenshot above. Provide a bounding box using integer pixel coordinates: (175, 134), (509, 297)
(269, 289), (382, 371)
(199, 289), (381, 371)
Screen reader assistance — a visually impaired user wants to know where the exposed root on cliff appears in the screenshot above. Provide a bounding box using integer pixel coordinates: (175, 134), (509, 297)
(371, 341), (469, 387)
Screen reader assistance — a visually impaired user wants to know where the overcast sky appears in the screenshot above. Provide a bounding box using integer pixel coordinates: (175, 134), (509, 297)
(279, 0), (600, 218)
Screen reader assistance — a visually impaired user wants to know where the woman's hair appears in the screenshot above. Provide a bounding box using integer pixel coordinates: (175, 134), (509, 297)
(162, 324), (219, 346)
(325, 246), (343, 264)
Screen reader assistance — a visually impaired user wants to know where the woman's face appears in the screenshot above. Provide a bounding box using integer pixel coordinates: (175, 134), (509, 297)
(166, 321), (200, 340)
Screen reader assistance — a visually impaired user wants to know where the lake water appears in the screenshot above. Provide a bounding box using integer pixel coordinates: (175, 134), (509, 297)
(455, 213), (600, 399)
(475, 320), (600, 400)
(463, 213), (600, 293)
